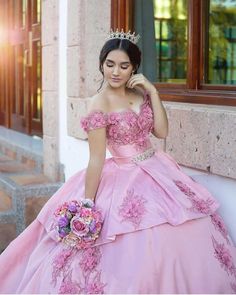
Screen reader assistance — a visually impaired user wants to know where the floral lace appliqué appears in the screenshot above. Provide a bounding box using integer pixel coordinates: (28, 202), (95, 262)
(106, 98), (154, 151)
(211, 236), (236, 278)
(79, 247), (106, 294)
(211, 212), (230, 244)
(52, 247), (75, 286)
(231, 282), (236, 293)
(59, 270), (81, 294)
(80, 94), (154, 151)
(174, 180), (215, 214)
(118, 189), (147, 228)
(81, 111), (107, 132)
(51, 246), (106, 294)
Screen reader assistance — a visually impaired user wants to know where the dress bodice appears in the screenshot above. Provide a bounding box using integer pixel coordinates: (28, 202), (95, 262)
(81, 93), (154, 158)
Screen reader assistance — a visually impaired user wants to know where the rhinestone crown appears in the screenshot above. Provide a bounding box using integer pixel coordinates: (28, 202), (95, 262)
(108, 29), (140, 45)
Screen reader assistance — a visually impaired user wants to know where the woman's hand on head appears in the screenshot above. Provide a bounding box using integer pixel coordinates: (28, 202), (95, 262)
(126, 73), (156, 94)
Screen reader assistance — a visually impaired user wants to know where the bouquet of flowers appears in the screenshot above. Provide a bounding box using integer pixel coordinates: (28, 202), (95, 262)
(54, 199), (103, 249)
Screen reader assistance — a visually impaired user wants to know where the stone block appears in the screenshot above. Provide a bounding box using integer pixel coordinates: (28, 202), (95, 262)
(0, 191), (12, 212)
(42, 46), (58, 91)
(21, 156), (36, 169)
(0, 223), (16, 252)
(42, 91), (59, 137)
(85, 0), (111, 36)
(208, 109), (236, 178)
(9, 174), (50, 186)
(25, 196), (50, 226)
(165, 103), (211, 170)
(0, 154), (10, 162)
(67, 0), (110, 97)
(150, 135), (165, 152)
(163, 102), (236, 179)
(43, 135), (60, 181)
(0, 161), (31, 173)
(67, 0), (84, 46)
(67, 46), (83, 97)
(4, 148), (17, 160)
(42, 0), (59, 46)
(67, 0), (110, 47)
(67, 97), (91, 139)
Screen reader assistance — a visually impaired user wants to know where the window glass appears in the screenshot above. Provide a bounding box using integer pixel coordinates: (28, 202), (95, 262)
(37, 0), (41, 23)
(154, 0), (187, 83)
(22, 0), (27, 28)
(205, 0), (236, 85)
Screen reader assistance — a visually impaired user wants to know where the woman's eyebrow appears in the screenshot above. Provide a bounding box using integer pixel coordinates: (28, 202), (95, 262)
(105, 59), (130, 65)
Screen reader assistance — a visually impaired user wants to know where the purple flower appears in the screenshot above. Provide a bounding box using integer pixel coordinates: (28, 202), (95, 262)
(89, 220), (97, 233)
(68, 203), (77, 213)
(58, 227), (70, 238)
(58, 216), (69, 227)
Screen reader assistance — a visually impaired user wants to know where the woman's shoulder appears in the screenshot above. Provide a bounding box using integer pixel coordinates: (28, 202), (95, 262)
(88, 92), (109, 114)
(80, 92), (109, 133)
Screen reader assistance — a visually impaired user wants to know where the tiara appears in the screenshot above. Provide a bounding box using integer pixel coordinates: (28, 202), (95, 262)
(108, 29), (140, 45)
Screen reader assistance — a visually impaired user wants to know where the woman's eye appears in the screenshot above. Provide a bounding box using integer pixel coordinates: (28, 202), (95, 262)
(121, 67), (129, 70)
(106, 64), (113, 67)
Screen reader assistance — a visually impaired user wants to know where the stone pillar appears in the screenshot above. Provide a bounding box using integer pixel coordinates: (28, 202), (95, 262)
(67, 0), (111, 139)
(42, 0), (60, 181)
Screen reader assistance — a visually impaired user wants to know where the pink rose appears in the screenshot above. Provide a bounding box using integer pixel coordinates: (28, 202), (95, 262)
(124, 112), (137, 126)
(70, 216), (89, 237)
(137, 116), (150, 130)
(108, 112), (120, 125)
(80, 118), (89, 132)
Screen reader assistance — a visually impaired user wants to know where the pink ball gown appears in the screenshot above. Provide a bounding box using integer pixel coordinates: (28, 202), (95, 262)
(0, 93), (236, 294)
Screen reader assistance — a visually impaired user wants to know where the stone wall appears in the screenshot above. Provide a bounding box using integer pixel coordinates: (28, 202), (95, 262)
(67, 0), (111, 139)
(164, 102), (236, 179)
(42, 0), (60, 181)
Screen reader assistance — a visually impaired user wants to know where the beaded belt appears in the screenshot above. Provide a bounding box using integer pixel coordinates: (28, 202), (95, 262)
(132, 148), (155, 163)
(113, 147), (155, 165)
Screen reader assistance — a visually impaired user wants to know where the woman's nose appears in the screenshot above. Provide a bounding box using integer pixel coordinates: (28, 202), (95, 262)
(112, 66), (119, 75)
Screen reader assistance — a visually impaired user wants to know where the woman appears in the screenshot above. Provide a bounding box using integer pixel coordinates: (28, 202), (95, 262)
(0, 30), (235, 294)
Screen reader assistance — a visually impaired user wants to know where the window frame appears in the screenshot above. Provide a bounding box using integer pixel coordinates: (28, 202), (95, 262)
(111, 0), (236, 106)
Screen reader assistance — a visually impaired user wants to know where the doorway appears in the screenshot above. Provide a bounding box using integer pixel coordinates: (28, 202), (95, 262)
(0, 0), (42, 136)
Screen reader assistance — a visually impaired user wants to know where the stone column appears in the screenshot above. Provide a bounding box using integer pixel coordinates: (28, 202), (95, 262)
(42, 0), (60, 181)
(67, 0), (111, 139)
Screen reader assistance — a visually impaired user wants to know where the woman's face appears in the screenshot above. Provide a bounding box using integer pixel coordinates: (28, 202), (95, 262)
(102, 49), (134, 89)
